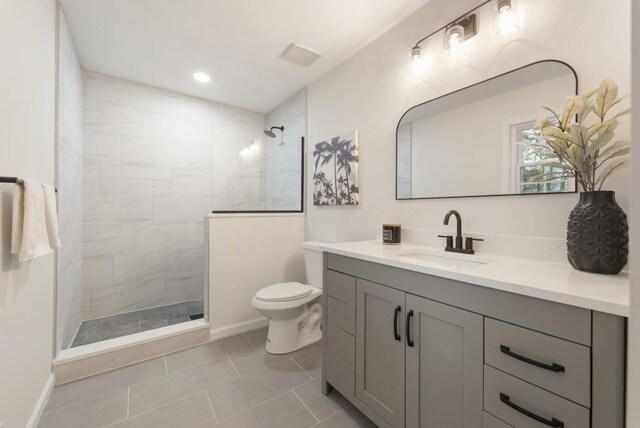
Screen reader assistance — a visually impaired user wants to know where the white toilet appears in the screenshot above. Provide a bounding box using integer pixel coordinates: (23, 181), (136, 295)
(251, 241), (324, 354)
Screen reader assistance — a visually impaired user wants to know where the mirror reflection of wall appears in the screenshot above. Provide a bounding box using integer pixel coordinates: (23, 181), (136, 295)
(396, 61), (577, 199)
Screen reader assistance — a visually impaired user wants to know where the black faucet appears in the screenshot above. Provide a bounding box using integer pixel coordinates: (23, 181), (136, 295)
(438, 210), (483, 254)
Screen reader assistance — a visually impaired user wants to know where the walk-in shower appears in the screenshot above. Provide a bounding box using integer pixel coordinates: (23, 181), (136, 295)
(55, 24), (305, 351)
(54, 5), (305, 353)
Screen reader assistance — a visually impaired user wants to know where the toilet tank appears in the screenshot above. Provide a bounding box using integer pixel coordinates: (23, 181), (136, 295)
(302, 241), (325, 288)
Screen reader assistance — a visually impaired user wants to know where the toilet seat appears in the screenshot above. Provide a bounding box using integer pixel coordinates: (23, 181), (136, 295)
(255, 282), (313, 303)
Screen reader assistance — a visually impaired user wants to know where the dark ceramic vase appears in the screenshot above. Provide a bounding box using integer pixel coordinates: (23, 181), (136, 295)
(567, 191), (628, 275)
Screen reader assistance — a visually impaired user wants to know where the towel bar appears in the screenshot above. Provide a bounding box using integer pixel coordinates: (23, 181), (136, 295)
(0, 176), (58, 192)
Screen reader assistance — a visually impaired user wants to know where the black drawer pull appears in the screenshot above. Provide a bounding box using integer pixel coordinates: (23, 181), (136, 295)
(406, 310), (414, 347)
(393, 306), (401, 341)
(500, 345), (565, 373)
(500, 393), (564, 427)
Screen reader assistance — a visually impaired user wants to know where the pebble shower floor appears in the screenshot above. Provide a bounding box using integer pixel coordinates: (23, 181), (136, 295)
(71, 299), (204, 347)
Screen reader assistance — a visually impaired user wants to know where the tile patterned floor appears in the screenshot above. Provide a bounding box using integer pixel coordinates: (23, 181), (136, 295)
(71, 300), (205, 347)
(42, 327), (376, 428)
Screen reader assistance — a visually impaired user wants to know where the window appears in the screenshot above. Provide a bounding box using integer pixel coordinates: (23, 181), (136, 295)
(511, 121), (573, 194)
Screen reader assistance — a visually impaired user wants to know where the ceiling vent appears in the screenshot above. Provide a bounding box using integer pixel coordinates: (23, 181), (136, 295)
(279, 43), (322, 67)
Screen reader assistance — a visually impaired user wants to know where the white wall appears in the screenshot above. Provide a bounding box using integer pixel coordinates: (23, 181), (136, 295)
(0, 0), (57, 426)
(208, 214), (306, 335)
(628, 0), (639, 423)
(306, 0), (631, 243)
(56, 8), (83, 351)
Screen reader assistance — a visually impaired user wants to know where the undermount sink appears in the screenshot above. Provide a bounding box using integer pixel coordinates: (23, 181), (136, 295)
(395, 250), (492, 268)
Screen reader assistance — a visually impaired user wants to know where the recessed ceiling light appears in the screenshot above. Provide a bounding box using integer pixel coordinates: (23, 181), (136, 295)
(193, 72), (210, 83)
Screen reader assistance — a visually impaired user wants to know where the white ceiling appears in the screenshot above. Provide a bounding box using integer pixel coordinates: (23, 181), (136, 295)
(61, 0), (430, 113)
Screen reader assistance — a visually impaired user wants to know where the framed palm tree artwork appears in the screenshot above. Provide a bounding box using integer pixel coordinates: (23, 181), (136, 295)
(313, 131), (359, 205)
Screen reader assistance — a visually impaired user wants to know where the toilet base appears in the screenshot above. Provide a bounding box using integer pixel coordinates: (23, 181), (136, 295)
(265, 302), (322, 354)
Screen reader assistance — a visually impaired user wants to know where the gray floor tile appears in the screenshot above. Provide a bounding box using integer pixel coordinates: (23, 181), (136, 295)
(312, 406), (377, 428)
(207, 359), (312, 421)
(294, 379), (349, 421)
(129, 356), (238, 416)
(165, 334), (252, 372)
(107, 392), (216, 428)
(46, 358), (167, 411)
(293, 347), (322, 379)
(228, 342), (320, 376)
(44, 327), (340, 428)
(39, 390), (127, 428)
(216, 392), (317, 428)
(228, 345), (291, 375)
(242, 326), (268, 347)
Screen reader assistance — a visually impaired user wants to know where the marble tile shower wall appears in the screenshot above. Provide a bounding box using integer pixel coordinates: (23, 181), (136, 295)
(212, 122), (267, 211)
(81, 72), (266, 319)
(56, 11), (84, 350)
(265, 88), (306, 211)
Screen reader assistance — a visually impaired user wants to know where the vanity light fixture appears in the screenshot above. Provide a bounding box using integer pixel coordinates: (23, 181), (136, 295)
(193, 72), (210, 83)
(410, 45), (426, 76)
(409, 0), (490, 65)
(445, 24), (465, 48)
(495, 0), (518, 31)
(445, 14), (477, 49)
(411, 45), (422, 61)
(497, 0), (512, 13)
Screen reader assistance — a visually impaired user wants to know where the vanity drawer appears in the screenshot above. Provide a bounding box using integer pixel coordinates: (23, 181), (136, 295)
(326, 270), (356, 305)
(327, 296), (355, 335)
(327, 321), (355, 365)
(326, 348), (355, 399)
(484, 365), (589, 428)
(483, 412), (512, 428)
(485, 318), (591, 407)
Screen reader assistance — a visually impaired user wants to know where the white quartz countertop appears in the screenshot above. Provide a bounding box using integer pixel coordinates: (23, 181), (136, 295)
(314, 240), (630, 317)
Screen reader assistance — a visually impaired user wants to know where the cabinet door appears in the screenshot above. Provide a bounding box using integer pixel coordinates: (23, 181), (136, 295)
(406, 294), (483, 428)
(356, 279), (405, 428)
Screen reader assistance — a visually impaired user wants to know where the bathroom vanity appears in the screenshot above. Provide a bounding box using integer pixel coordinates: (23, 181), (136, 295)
(318, 241), (628, 428)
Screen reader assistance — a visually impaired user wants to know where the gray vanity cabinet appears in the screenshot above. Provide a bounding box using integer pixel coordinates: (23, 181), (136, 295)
(405, 294), (483, 428)
(356, 279), (406, 428)
(322, 253), (626, 428)
(354, 279), (483, 428)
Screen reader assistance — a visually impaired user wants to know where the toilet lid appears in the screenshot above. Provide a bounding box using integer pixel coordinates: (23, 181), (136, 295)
(256, 282), (313, 302)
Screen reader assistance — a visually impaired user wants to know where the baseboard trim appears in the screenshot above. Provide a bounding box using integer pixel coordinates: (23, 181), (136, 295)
(26, 373), (55, 428)
(210, 317), (269, 341)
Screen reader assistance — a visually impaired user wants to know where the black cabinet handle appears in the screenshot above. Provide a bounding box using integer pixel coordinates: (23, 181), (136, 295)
(500, 345), (565, 373)
(393, 306), (401, 341)
(500, 393), (564, 427)
(406, 310), (414, 347)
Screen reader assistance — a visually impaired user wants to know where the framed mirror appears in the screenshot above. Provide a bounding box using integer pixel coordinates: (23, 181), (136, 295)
(396, 60), (578, 200)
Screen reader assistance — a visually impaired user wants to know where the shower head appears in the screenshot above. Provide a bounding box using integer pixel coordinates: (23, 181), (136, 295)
(264, 125), (284, 138)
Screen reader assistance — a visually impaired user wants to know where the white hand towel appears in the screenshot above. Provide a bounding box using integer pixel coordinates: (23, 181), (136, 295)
(43, 184), (61, 250)
(14, 180), (53, 262)
(10, 183), (24, 254)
